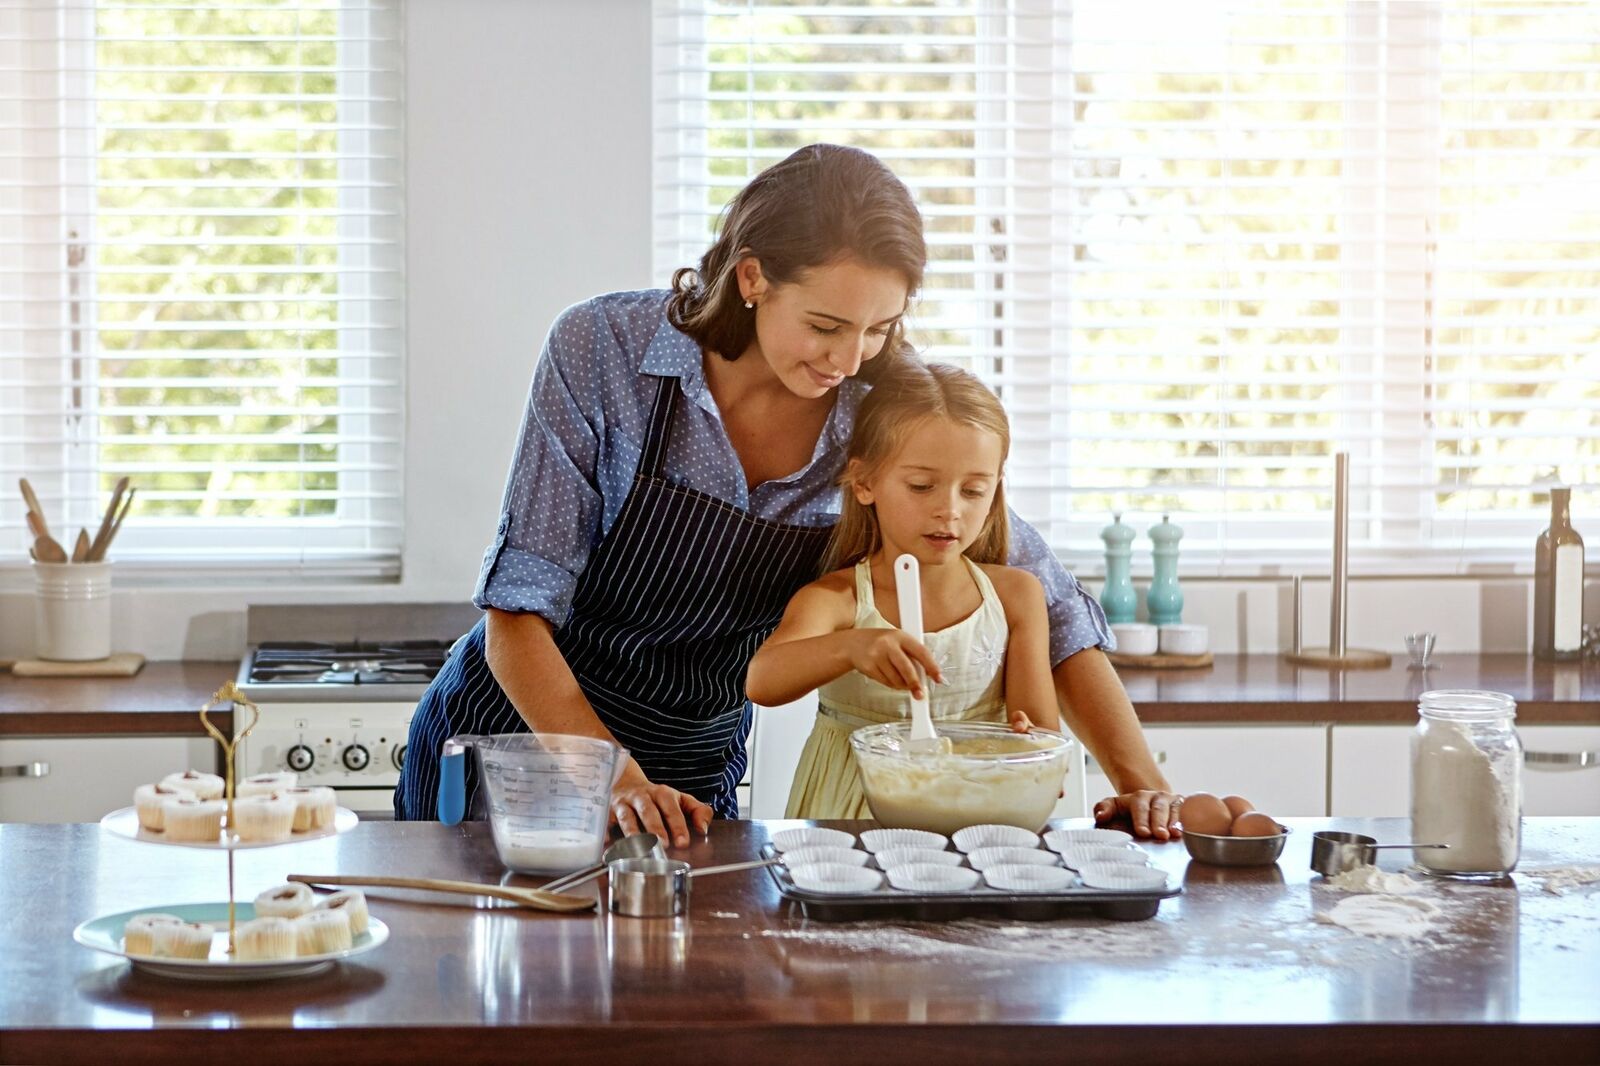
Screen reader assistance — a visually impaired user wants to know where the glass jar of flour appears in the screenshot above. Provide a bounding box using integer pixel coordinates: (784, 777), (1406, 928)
(1411, 690), (1522, 879)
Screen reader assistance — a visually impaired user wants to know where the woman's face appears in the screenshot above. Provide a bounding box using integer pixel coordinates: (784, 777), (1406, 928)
(738, 256), (909, 398)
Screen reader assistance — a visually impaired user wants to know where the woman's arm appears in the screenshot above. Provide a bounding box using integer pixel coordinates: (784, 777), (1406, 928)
(485, 608), (712, 848)
(989, 567), (1060, 731)
(746, 577), (944, 706)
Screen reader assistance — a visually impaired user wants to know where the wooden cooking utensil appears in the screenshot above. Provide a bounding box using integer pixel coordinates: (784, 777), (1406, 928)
(25, 510), (68, 563)
(71, 529), (90, 562)
(87, 487), (135, 562)
(86, 477), (129, 563)
(287, 873), (597, 913)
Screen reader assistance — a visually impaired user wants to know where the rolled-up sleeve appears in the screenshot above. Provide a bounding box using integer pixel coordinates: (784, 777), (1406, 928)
(1006, 508), (1114, 665)
(474, 303), (608, 626)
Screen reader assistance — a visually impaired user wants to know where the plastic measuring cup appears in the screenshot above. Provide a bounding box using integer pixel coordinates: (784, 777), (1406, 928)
(437, 733), (627, 875)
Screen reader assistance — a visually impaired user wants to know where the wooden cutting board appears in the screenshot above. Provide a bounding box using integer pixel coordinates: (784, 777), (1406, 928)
(10, 653), (146, 678)
(1105, 650), (1214, 670)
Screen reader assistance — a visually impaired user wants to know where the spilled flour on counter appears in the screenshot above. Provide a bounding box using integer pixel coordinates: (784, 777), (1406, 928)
(1324, 865), (1425, 895)
(1317, 894), (1441, 938)
(1523, 865), (1600, 896)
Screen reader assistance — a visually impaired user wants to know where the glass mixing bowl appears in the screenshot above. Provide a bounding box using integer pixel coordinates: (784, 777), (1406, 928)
(849, 721), (1075, 835)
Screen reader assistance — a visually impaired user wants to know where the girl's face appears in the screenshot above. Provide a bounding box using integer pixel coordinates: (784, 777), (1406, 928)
(736, 256), (909, 398)
(851, 416), (1004, 566)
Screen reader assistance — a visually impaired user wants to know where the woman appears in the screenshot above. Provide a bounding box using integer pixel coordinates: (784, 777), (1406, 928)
(395, 144), (1181, 846)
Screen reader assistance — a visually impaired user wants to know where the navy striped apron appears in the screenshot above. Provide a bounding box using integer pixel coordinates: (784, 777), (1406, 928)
(396, 375), (833, 821)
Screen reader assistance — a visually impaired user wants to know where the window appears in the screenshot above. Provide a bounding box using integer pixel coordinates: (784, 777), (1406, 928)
(2, 0), (404, 575)
(653, 0), (1599, 574)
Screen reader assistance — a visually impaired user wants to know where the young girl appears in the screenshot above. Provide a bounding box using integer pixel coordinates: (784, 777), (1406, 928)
(746, 360), (1060, 819)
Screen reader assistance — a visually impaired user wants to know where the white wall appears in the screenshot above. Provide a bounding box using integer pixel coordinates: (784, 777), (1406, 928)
(0, 0), (654, 660)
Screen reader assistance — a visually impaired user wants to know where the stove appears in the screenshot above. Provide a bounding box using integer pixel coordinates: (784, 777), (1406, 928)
(234, 603), (481, 812)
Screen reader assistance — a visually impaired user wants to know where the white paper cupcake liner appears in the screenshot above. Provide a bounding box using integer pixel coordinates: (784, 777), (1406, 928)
(859, 828), (948, 854)
(983, 864), (1076, 893)
(770, 827), (857, 853)
(788, 862), (883, 895)
(964, 845), (1060, 872)
(782, 845), (871, 869)
(887, 863), (982, 893)
(1043, 828), (1135, 852)
(874, 846), (966, 871)
(1059, 844), (1148, 871)
(1077, 863), (1168, 891)
(951, 824), (1040, 853)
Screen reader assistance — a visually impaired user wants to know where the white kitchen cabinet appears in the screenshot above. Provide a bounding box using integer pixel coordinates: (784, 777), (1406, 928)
(0, 736), (216, 824)
(1332, 724), (1600, 817)
(1082, 725), (1329, 816)
(747, 693), (819, 819)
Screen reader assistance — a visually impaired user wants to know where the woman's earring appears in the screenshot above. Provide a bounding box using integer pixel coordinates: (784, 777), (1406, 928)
(744, 299), (754, 309)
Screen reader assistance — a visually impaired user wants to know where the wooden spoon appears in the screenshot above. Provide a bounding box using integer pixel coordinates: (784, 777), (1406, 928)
(287, 873), (597, 913)
(71, 529), (90, 563)
(25, 510), (68, 563)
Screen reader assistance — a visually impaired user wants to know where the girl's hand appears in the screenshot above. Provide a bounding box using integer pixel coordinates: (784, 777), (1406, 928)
(1006, 708), (1032, 734)
(611, 766), (713, 849)
(846, 629), (945, 698)
(1093, 789), (1184, 842)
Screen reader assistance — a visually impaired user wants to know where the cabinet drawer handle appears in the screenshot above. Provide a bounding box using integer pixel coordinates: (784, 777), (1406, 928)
(0, 761), (50, 779)
(1524, 751), (1597, 772)
(1085, 751), (1167, 775)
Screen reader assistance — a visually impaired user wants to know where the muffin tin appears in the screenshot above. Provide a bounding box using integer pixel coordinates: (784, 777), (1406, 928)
(767, 824), (1179, 922)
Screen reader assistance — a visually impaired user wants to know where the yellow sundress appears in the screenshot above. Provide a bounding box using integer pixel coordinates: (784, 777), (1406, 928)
(784, 555), (1010, 819)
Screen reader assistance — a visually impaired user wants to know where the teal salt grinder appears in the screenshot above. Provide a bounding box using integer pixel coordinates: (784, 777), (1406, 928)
(1146, 514), (1184, 625)
(1099, 513), (1137, 624)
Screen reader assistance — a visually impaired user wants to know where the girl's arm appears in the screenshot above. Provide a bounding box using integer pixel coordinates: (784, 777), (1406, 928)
(989, 566), (1060, 731)
(747, 575), (944, 707)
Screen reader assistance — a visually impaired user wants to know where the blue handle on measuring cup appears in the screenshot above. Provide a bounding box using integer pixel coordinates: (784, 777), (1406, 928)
(437, 747), (467, 825)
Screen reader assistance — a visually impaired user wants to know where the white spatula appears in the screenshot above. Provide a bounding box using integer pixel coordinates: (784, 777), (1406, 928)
(894, 553), (943, 753)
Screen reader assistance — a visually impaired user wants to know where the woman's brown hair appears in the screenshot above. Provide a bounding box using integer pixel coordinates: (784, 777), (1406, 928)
(667, 144), (925, 377)
(824, 361), (1012, 573)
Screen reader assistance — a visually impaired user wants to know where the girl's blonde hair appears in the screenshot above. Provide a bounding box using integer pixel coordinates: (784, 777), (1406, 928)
(824, 361), (1011, 572)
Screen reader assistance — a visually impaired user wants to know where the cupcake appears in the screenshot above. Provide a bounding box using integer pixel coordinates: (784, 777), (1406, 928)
(122, 913), (183, 956)
(151, 920), (213, 959)
(162, 796), (226, 843)
(161, 770), (224, 801)
(293, 909), (352, 955)
(237, 772), (297, 798)
(230, 793), (296, 843)
(319, 890), (369, 936)
(282, 786), (337, 832)
(133, 782), (195, 831)
(253, 882), (317, 919)
(233, 917), (297, 961)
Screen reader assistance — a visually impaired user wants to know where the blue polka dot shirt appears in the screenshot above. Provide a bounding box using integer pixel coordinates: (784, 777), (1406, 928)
(474, 289), (1113, 666)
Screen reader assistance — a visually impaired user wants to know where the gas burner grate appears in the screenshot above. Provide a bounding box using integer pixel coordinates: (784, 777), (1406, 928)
(248, 639), (455, 685)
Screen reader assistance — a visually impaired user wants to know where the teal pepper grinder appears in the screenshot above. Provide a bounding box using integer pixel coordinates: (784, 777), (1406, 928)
(1099, 513), (1137, 624)
(1146, 514), (1185, 625)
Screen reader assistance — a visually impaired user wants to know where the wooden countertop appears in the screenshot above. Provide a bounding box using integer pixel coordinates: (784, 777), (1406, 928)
(2, 817), (1597, 1065)
(1, 655), (1594, 737)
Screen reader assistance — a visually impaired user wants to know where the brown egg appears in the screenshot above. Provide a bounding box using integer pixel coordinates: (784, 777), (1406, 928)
(1177, 792), (1232, 836)
(1230, 811), (1282, 837)
(1222, 794), (1254, 819)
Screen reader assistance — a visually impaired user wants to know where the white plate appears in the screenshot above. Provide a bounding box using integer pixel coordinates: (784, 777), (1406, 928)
(858, 828), (948, 854)
(983, 864), (1076, 892)
(769, 826), (856, 853)
(100, 806), (358, 850)
(951, 824), (1039, 853)
(74, 902), (388, 981)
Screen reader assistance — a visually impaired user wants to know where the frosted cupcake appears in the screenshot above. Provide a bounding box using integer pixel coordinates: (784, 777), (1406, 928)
(230, 793), (296, 843)
(238, 772), (297, 798)
(319, 890), (369, 936)
(133, 782), (195, 831)
(162, 796), (227, 843)
(151, 920), (213, 959)
(282, 786), (337, 832)
(161, 769), (224, 801)
(233, 917), (297, 961)
(293, 909), (352, 955)
(253, 882), (317, 919)
(122, 913), (184, 956)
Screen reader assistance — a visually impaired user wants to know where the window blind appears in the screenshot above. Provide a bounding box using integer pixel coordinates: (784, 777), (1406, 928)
(653, 0), (1599, 575)
(1, 0), (404, 575)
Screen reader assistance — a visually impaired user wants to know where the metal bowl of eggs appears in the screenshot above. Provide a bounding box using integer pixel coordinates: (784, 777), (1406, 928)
(1177, 791), (1290, 867)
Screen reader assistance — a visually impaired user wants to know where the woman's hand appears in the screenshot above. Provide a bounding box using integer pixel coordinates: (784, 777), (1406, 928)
(611, 766), (713, 849)
(845, 629), (945, 698)
(1093, 789), (1184, 842)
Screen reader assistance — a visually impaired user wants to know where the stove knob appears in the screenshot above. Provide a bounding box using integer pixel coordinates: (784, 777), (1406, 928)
(341, 744), (370, 772)
(286, 744), (315, 772)
(392, 744), (407, 771)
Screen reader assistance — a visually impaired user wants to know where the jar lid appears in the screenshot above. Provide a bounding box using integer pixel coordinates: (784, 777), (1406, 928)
(1418, 689), (1517, 721)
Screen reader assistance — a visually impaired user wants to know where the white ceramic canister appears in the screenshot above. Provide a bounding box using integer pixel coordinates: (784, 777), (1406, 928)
(1109, 622), (1158, 656)
(1410, 690), (1522, 879)
(32, 561), (112, 661)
